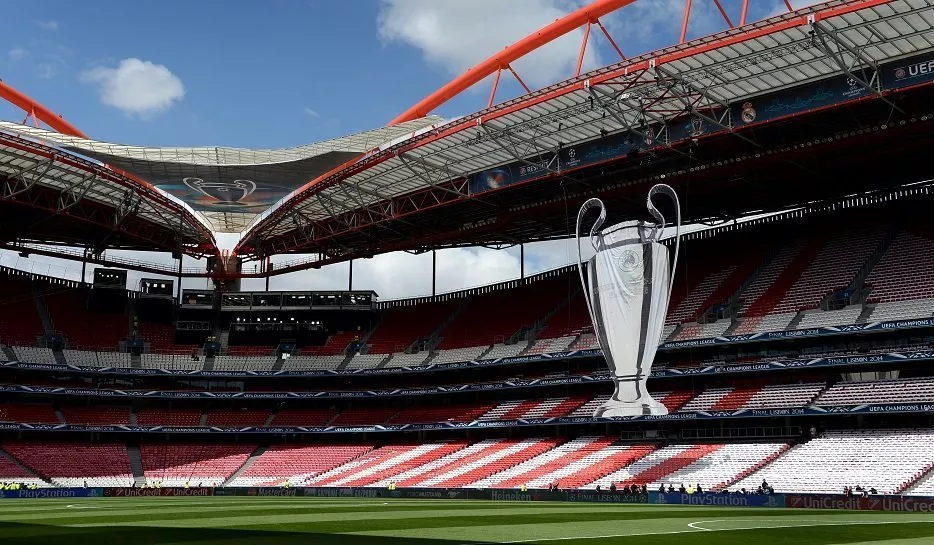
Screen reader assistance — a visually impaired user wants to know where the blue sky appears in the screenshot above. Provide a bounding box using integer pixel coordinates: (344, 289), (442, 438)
(0, 0), (818, 297)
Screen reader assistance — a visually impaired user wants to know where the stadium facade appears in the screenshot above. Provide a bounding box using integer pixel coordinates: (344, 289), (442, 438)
(0, 0), (933, 496)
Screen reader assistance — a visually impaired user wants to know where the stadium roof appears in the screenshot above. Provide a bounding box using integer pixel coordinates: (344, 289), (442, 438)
(0, 129), (216, 256)
(234, 0), (934, 261)
(0, 116), (443, 233)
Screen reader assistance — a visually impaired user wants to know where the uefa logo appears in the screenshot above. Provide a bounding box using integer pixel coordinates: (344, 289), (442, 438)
(895, 67), (907, 80)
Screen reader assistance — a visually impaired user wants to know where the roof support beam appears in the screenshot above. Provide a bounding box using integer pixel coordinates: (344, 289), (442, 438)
(0, 157), (55, 200)
(810, 18), (904, 114)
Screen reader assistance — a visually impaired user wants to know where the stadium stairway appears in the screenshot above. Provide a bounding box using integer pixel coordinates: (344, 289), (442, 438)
(0, 447), (49, 485)
(222, 445), (268, 487)
(741, 236), (829, 320)
(127, 444), (146, 487)
(716, 443), (792, 491)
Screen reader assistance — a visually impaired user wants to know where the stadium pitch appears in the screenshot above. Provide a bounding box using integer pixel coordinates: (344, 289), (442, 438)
(0, 497), (932, 544)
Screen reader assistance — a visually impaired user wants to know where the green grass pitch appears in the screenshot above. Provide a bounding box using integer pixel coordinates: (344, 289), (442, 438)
(0, 497), (932, 544)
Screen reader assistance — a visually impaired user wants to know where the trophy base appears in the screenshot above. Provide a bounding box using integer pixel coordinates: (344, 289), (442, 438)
(593, 398), (669, 418)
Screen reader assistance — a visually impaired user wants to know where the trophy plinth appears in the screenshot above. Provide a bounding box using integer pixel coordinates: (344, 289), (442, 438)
(594, 381), (669, 417)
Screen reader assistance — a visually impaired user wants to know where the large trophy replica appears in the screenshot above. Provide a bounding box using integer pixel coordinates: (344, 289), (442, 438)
(576, 184), (680, 417)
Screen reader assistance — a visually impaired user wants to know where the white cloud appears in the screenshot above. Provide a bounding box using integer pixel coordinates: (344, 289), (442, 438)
(81, 58), (185, 117)
(35, 63), (55, 79)
(8, 47), (28, 61)
(377, 0), (600, 91)
(303, 107), (319, 118)
(36, 20), (59, 31)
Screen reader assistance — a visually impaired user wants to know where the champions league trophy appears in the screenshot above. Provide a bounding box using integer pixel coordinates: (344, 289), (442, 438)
(576, 184), (681, 417)
(183, 177), (256, 207)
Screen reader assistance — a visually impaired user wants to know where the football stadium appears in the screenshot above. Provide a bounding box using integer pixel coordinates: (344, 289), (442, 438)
(2, 0), (934, 542)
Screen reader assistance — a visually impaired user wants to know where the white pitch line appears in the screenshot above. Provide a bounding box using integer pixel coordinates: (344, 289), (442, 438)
(686, 519), (721, 531)
(65, 504), (99, 509)
(469, 518), (934, 544)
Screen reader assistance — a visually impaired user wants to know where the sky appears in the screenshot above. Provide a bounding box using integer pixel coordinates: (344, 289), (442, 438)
(0, 0), (822, 299)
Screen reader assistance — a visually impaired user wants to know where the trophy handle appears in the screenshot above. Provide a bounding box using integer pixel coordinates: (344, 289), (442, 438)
(576, 198), (606, 332)
(646, 184), (681, 311)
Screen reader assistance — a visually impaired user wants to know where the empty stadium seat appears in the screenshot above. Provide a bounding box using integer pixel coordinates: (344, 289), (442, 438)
(4, 441), (132, 487)
(141, 443), (255, 487)
(734, 429), (934, 494)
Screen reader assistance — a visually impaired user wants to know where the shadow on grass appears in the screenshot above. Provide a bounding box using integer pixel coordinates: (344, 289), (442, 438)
(0, 521), (464, 545)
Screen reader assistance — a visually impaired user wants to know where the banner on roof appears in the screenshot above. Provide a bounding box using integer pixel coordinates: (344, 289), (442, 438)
(469, 51), (934, 196)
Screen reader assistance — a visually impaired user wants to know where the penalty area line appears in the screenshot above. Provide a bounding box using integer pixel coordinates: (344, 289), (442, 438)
(467, 518), (934, 544)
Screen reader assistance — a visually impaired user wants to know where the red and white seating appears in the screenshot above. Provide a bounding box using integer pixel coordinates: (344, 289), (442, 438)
(734, 429), (934, 494)
(5, 441), (132, 487)
(868, 299), (934, 323)
(671, 321), (731, 341)
(0, 273), (45, 346)
(0, 453), (47, 487)
(367, 301), (458, 355)
(391, 440), (506, 487)
(909, 469), (934, 495)
(658, 442), (788, 490)
(525, 336), (577, 355)
(590, 443), (723, 489)
(771, 228), (883, 314)
(732, 312), (796, 335)
(483, 343), (528, 359)
(383, 351), (429, 368)
(795, 306), (863, 329)
(390, 404), (494, 425)
(572, 334), (600, 351)
(742, 383), (825, 409)
(205, 409), (270, 427)
(11, 346), (54, 365)
(136, 409), (203, 427)
(229, 444), (373, 487)
(45, 289), (127, 351)
(430, 346), (488, 365)
(0, 403), (59, 424)
(279, 355), (344, 371)
(816, 377), (934, 405)
(98, 351), (131, 368)
(312, 442), (465, 487)
(864, 230), (934, 303)
(213, 356), (276, 371)
(141, 443), (254, 486)
(329, 407), (397, 426)
(403, 437), (560, 488)
(61, 406), (130, 425)
(478, 397), (588, 421)
(270, 409), (337, 426)
(344, 354), (387, 370)
(471, 436), (612, 489)
(667, 267), (736, 326)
